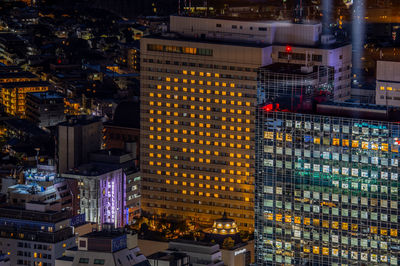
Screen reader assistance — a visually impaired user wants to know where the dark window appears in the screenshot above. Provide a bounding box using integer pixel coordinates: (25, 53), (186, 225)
(216, 24), (221, 27)
(258, 27), (267, 31)
(232, 25), (237, 29)
(79, 240), (86, 248)
(79, 258), (89, 264)
(94, 259), (105, 265)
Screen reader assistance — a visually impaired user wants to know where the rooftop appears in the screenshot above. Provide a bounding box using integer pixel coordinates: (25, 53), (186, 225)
(58, 115), (101, 127)
(28, 91), (65, 100)
(0, 81), (50, 88)
(148, 251), (188, 261)
(83, 230), (126, 239)
(0, 71), (37, 79)
(0, 206), (71, 223)
(64, 163), (122, 177)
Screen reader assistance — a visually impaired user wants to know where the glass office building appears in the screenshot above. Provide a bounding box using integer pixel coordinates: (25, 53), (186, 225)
(255, 102), (400, 265)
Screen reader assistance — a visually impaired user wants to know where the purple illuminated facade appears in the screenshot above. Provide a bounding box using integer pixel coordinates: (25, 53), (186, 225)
(62, 164), (127, 228)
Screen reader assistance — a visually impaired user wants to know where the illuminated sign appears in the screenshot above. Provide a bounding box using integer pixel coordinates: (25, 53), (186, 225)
(234, 249), (246, 256)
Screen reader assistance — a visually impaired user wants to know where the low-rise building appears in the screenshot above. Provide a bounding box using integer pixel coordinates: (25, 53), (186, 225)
(0, 81), (49, 118)
(26, 91), (66, 127)
(0, 205), (76, 266)
(62, 163), (126, 228)
(55, 230), (149, 266)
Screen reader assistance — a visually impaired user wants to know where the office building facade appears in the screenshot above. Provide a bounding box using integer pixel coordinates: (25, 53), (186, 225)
(140, 15), (351, 230)
(140, 36), (269, 229)
(255, 102), (400, 265)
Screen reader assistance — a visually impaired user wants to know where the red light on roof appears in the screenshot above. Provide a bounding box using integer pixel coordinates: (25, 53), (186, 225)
(263, 104), (274, 112)
(285, 45), (292, 53)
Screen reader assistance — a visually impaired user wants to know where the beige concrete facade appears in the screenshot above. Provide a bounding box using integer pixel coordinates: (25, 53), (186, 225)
(140, 36), (272, 230)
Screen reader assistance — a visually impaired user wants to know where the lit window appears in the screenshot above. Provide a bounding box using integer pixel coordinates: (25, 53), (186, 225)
(380, 86), (385, 90)
(388, 87), (393, 91)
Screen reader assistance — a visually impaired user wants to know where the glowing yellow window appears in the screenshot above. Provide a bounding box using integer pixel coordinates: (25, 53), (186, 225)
(322, 247), (329, 256)
(285, 215), (291, 223)
(342, 139), (349, 146)
(221, 169), (226, 174)
(381, 229), (388, 236)
(332, 221), (339, 229)
(200, 72), (204, 76)
(352, 224), (358, 231)
(166, 86), (171, 90)
(207, 81), (212, 85)
(332, 138), (339, 146)
(313, 219), (320, 226)
(303, 247), (310, 253)
(166, 180), (170, 184)
(222, 82), (227, 87)
(313, 138), (320, 144)
(313, 246), (319, 254)
(371, 226), (378, 234)
(322, 221), (329, 228)
(206, 72), (211, 77)
(183, 87), (188, 92)
(206, 193), (210, 197)
(190, 71), (195, 75)
(206, 184), (210, 189)
(304, 218), (311, 225)
(362, 141), (369, 149)
(352, 140), (359, 148)
(230, 83), (235, 88)
(342, 223), (348, 230)
(382, 143), (388, 151)
(391, 229), (398, 237)
(157, 85), (162, 89)
(388, 87), (393, 91)
(294, 217), (301, 224)
(174, 86), (178, 91)
(191, 80), (195, 84)
(380, 86), (385, 90)
(166, 77), (171, 82)
(182, 190), (187, 194)
(183, 70), (188, 75)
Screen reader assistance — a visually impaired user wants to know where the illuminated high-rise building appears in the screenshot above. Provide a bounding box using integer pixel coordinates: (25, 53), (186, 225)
(255, 65), (400, 264)
(140, 15), (351, 230)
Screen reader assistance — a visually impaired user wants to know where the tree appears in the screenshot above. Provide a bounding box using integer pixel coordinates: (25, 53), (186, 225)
(222, 237), (235, 249)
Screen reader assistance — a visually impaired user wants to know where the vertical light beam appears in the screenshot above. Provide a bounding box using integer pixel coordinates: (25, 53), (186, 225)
(352, 0), (365, 81)
(322, 0), (332, 34)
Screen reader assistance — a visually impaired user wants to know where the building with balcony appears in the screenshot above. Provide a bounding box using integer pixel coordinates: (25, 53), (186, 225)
(0, 81), (49, 118)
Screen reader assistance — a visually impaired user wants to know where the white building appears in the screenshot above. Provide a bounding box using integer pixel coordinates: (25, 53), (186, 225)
(55, 230), (149, 266)
(376, 60), (400, 106)
(0, 204), (76, 266)
(62, 163), (126, 228)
